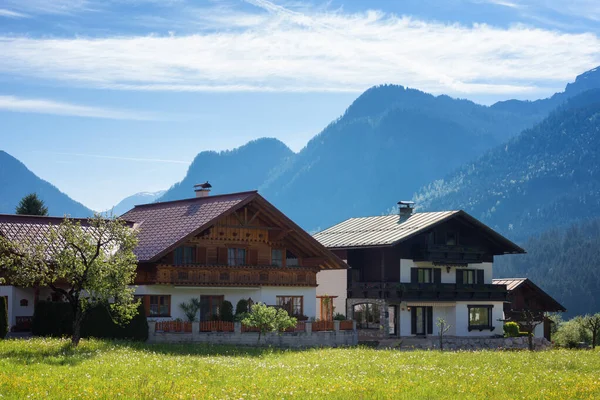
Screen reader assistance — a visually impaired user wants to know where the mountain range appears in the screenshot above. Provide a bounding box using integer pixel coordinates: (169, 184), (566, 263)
(2, 65), (600, 316)
(105, 190), (166, 217)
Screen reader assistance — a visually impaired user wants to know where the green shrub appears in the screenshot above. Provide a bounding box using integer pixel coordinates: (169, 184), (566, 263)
(33, 301), (148, 341)
(235, 299), (248, 316)
(554, 316), (591, 348)
(503, 322), (520, 337)
(220, 300), (234, 322)
(32, 301), (73, 337)
(333, 313), (346, 321)
(0, 297), (8, 339)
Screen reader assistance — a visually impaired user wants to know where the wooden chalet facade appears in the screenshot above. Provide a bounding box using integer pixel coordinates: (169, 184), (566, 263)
(0, 188), (347, 331)
(493, 278), (566, 340)
(313, 203), (527, 339)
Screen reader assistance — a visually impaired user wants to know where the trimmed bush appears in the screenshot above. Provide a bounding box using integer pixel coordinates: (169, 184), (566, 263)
(0, 297), (8, 339)
(503, 322), (520, 337)
(333, 313), (346, 321)
(235, 299), (248, 316)
(32, 301), (73, 337)
(221, 300), (234, 322)
(32, 301), (148, 341)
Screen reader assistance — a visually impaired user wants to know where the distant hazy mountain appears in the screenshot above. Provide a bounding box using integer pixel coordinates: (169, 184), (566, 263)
(158, 138), (294, 202)
(107, 190), (166, 216)
(416, 88), (600, 241)
(0, 151), (92, 217)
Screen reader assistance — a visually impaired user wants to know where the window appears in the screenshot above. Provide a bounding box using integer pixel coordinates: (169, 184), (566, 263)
(418, 268), (433, 283)
(174, 246), (195, 265)
(353, 303), (381, 329)
(271, 249), (283, 267)
(200, 295), (224, 321)
(468, 305), (493, 331)
(277, 296), (303, 316)
(149, 295), (170, 317)
(446, 231), (458, 246)
(228, 248), (246, 266)
(462, 270), (475, 284)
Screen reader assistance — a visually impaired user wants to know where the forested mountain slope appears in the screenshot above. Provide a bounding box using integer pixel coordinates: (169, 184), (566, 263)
(495, 217), (600, 317)
(158, 138), (294, 202)
(416, 89), (600, 241)
(0, 151), (92, 217)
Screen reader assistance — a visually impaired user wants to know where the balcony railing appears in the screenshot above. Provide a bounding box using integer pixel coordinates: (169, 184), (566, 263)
(154, 265), (318, 287)
(348, 282), (508, 301)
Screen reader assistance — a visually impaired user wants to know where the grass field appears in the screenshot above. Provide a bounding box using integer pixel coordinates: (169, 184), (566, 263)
(0, 339), (599, 399)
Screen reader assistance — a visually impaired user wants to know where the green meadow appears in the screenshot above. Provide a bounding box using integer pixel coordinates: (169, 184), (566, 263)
(0, 338), (598, 399)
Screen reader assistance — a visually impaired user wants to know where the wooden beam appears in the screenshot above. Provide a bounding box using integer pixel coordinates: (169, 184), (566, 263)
(247, 210), (261, 226)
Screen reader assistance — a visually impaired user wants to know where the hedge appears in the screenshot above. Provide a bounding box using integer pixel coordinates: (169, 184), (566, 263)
(0, 297), (8, 339)
(32, 301), (148, 341)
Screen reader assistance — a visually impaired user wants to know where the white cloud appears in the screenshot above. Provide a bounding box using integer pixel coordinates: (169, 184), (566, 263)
(0, 95), (159, 120)
(0, 9), (29, 18)
(0, 1), (598, 97)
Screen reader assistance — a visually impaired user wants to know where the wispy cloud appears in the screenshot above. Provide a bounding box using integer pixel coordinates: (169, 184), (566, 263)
(0, 95), (159, 120)
(0, 9), (29, 18)
(2, 0), (95, 15)
(39, 151), (191, 164)
(0, 0), (598, 97)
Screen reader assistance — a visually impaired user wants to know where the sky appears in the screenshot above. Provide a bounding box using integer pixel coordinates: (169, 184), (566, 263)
(1, 0), (599, 211)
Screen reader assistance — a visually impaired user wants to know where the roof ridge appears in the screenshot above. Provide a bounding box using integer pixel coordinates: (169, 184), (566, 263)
(130, 190), (258, 210)
(0, 214), (93, 223)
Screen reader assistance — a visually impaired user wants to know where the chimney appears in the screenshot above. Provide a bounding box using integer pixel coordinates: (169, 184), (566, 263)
(194, 181), (212, 198)
(397, 200), (415, 222)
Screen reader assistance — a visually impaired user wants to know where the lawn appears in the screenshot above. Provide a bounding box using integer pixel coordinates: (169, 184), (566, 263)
(0, 339), (599, 399)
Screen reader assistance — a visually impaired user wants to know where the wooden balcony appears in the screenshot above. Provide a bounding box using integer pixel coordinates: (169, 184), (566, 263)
(348, 282), (508, 301)
(153, 264), (318, 287)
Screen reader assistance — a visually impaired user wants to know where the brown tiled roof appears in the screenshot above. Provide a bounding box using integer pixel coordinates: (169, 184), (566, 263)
(121, 191), (257, 262)
(493, 278), (566, 312)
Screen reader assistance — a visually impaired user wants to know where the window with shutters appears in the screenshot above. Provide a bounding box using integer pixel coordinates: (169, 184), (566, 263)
(468, 305), (493, 331)
(417, 268), (433, 283)
(148, 295), (170, 317)
(174, 246), (196, 265)
(277, 296), (303, 316)
(227, 248), (246, 266)
(458, 269), (484, 285)
(353, 303), (381, 329)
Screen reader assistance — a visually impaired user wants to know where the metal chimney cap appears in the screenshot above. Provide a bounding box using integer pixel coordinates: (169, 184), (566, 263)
(397, 200), (415, 207)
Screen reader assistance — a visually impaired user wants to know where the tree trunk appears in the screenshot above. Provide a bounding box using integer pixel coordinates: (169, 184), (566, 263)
(593, 330), (597, 350)
(528, 331), (534, 351)
(72, 306), (83, 347)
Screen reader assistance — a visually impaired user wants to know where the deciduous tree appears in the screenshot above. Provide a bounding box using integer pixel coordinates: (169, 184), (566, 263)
(241, 303), (297, 344)
(0, 214), (139, 346)
(583, 314), (600, 349)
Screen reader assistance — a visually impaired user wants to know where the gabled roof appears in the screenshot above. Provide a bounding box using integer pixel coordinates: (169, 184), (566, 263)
(120, 191), (347, 269)
(313, 210), (525, 254)
(0, 214), (100, 246)
(493, 278), (566, 312)
(121, 191), (257, 262)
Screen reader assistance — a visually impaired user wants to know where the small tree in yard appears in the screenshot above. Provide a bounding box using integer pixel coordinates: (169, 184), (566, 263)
(0, 214), (139, 346)
(514, 309), (544, 351)
(179, 298), (201, 322)
(15, 193), (48, 216)
(436, 317), (451, 351)
(583, 314), (600, 349)
(241, 303), (297, 344)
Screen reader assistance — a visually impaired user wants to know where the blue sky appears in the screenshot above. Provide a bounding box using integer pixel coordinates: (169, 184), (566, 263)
(1, 0), (599, 211)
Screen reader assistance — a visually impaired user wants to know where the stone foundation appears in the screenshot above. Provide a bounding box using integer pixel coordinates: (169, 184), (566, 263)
(377, 336), (551, 351)
(147, 321), (358, 348)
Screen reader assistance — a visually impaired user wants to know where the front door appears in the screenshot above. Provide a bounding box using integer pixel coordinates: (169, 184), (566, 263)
(412, 306), (433, 336)
(388, 305), (398, 336)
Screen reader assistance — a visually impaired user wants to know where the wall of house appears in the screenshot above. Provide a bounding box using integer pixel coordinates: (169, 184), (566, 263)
(397, 304), (457, 337)
(316, 269), (347, 318)
(0, 285), (60, 328)
(0, 286), (14, 326)
(134, 285), (318, 320)
(454, 301), (504, 337)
